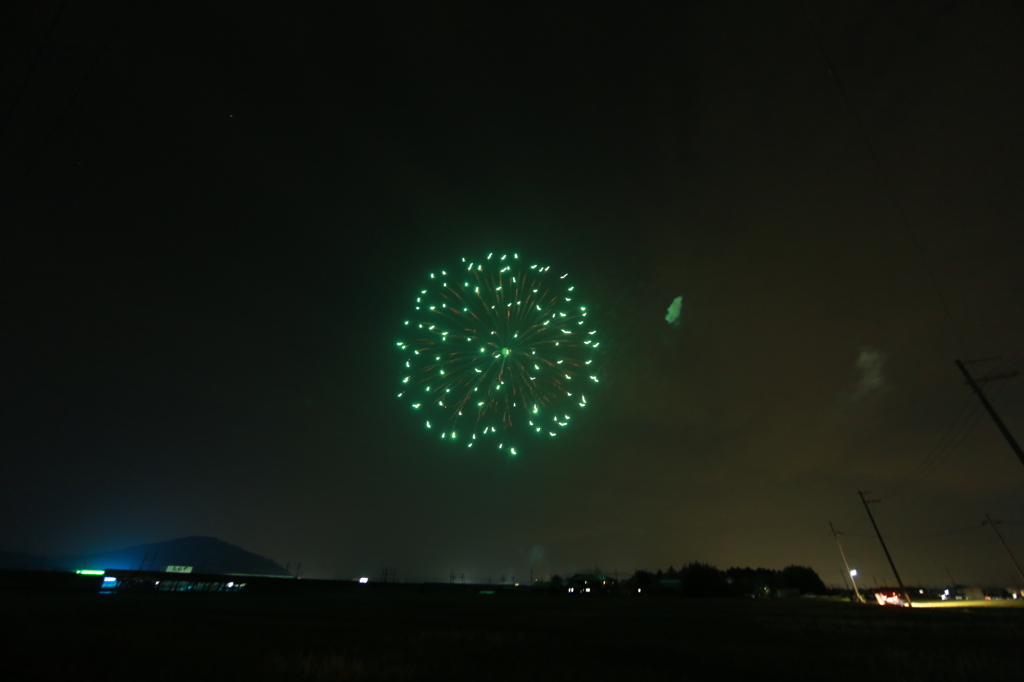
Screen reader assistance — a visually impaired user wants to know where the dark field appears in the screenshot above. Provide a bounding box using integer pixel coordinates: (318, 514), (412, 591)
(3, 589), (1022, 681)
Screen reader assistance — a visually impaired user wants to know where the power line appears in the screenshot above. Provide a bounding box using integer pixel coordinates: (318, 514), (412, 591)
(902, 407), (985, 491)
(840, 521), (990, 542)
(982, 513), (1024, 584)
(885, 395), (982, 496)
(3, 0), (137, 209)
(885, 366), (1015, 496)
(796, 0), (967, 352)
(0, 0), (70, 142)
(957, 359), (1024, 469)
(889, 522), (983, 541)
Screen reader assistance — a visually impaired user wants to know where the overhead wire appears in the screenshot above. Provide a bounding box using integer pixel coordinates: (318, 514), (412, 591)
(891, 373), (1015, 496)
(795, 1), (968, 354)
(883, 394), (980, 496)
(889, 522), (984, 541)
(795, 4), (1021, 546)
(2, 0), (138, 210)
(0, 0), (70, 142)
(836, 519), (1008, 542)
(978, 355), (1023, 378)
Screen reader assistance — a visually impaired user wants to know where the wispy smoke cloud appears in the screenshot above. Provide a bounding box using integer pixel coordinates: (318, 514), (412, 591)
(851, 347), (886, 401)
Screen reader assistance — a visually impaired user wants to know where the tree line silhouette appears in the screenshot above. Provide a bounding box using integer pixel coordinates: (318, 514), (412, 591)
(550, 563), (828, 597)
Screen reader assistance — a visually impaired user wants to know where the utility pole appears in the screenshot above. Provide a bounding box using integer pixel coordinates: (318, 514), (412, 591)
(983, 513), (1024, 584)
(838, 568), (850, 592)
(139, 552), (158, 572)
(944, 567), (957, 586)
(829, 521), (863, 603)
(956, 359), (1023, 468)
(858, 491), (912, 605)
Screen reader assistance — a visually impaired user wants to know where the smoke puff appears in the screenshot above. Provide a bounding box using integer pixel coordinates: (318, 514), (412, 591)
(665, 296), (683, 326)
(851, 347), (886, 401)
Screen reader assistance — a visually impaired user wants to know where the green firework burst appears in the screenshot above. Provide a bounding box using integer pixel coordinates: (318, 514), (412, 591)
(396, 253), (599, 455)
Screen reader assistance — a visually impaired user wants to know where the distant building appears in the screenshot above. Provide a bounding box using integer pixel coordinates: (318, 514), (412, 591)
(566, 573), (616, 594)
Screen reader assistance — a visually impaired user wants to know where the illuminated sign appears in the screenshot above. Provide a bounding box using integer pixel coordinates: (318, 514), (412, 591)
(165, 565), (193, 573)
(75, 570), (105, 575)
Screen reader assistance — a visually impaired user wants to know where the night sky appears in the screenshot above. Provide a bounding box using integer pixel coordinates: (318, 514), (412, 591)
(3, 1), (1023, 587)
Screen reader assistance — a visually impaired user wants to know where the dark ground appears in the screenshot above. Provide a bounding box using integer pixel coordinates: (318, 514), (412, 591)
(2, 589), (1022, 681)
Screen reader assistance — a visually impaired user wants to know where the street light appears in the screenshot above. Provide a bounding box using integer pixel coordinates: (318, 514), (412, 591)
(830, 521), (865, 604)
(848, 569), (864, 603)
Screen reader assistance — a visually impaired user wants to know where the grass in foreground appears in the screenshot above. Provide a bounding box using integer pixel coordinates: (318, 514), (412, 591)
(2, 591), (1022, 681)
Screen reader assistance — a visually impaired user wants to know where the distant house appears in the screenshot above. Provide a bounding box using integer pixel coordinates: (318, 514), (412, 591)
(658, 578), (681, 594)
(566, 573), (616, 594)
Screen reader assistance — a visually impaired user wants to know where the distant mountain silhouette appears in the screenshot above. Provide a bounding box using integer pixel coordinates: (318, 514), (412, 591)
(0, 537), (289, 575)
(0, 550), (51, 571)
